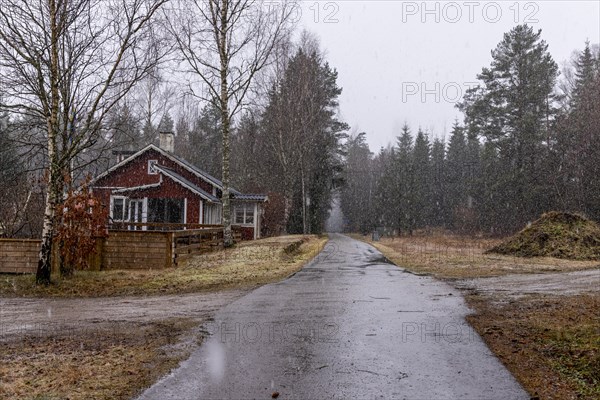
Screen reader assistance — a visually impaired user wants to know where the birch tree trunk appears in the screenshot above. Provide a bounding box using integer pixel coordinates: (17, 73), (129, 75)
(37, 0), (61, 284)
(0, 0), (168, 284)
(219, 0), (233, 247)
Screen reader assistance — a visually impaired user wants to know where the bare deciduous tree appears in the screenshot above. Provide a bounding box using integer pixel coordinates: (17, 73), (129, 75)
(0, 0), (168, 284)
(167, 0), (295, 246)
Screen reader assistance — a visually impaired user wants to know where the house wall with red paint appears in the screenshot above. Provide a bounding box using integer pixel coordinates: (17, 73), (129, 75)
(90, 145), (264, 239)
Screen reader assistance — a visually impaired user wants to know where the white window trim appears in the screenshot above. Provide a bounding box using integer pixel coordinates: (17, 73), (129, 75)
(183, 198), (188, 226)
(142, 198), (148, 230)
(234, 203), (255, 226)
(205, 203), (222, 225)
(253, 203), (258, 240)
(110, 195), (128, 222)
(199, 200), (204, 224)
(127, 199), (147, 230)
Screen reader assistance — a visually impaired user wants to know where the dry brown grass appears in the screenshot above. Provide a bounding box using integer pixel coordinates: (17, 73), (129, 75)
(353, 233), (599, 279)
(0, 318), (198, 400)
(466, 293), (600, 400)
(0, 235), (328, 298)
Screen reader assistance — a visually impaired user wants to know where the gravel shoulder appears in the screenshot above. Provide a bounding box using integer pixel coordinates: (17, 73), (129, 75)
(0, 289), (247, 340)
(455, 268), (600, 299)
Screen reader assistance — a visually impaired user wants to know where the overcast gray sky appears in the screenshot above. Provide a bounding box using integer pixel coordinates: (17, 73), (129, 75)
(298, 0), (600, 151)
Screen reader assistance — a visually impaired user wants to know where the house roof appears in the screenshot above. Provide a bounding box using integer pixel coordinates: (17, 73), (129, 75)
(90, 144), (241, 195)
(169, 150), (242, 196)
(154, 165), (221, 203)
(233, 194), (269, 202)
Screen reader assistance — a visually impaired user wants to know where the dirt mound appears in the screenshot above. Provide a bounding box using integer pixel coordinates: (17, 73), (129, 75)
(487, 212), (600, 260)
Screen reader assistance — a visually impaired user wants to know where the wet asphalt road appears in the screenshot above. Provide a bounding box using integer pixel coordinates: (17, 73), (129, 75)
(138, 234), (528, 400)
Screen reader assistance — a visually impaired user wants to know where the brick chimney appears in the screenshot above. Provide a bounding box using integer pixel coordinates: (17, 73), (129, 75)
(159, 131), (174, 153)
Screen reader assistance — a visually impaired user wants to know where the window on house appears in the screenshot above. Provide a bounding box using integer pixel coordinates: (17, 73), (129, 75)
(234, 203), (254, 225)
(148, 198), (184, 224)
(235, 207), (245, 225)
(148, 160), (158, 174)
(205, 203), (222, 225)
(111, 197), (129, 221)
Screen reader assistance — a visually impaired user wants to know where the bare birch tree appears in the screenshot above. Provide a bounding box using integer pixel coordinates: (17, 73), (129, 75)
(167, 0), (295, 246)
(0, 0), (168, 284)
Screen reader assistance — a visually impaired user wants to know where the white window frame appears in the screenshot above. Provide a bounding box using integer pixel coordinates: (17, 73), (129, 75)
(148, 159), (158, 175)
(205, 203), (222, 225)
(199, 200), (204, 224)
(127, 198), (147, 230)
(183, 198), (188, 225)
(234, 203), (255, 226)
(110, 195), (128, 222)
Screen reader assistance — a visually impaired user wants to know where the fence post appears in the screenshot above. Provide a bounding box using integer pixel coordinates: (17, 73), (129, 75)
(167, 232), (175, 268)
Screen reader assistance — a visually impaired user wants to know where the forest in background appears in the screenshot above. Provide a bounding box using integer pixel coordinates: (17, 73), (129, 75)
(341, 26), (600, 235)
(1, 23), (599, 239)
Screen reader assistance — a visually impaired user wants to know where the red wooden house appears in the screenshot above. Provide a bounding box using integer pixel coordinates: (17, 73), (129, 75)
(90, 132), (267, 240)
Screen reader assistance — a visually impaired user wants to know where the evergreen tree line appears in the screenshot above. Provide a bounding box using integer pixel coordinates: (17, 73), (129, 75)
(341, 25), (600, 235)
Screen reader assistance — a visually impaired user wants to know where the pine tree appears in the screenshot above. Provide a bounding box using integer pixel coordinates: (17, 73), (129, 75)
(445, 121), (468, 228)
(231, 111), (261, 191)
(477, 142), (502, 233)
(393, 124), (414, 234)
(430, 137), (446, 227)
(340, 132), (374, 233)
(552, 42), (600, 220)
(411, 129), (431, 230)
(157, 112), (174, 133)
(108, 104), (141, 152)
(571, 41), (597, 108)
(186, 104), (223, 177)
(142, 120), (156, 146)
(458, 25), (559, 232)
(0, 113), (19, 187)
(261, 48), (348, 234)
(174, 113), (191, 158)
(372, 146), (396, 233)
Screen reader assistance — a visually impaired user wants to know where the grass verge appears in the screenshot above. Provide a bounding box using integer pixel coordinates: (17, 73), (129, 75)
(352, 233), (598, 279)
(0, 318), (199, 400)
(353, 232), (599, 399)
(0, 235), (328, 298)
(466, 293), (599, 400)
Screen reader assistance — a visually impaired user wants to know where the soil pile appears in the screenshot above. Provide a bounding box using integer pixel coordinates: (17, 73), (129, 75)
(487, 212), (600, 260)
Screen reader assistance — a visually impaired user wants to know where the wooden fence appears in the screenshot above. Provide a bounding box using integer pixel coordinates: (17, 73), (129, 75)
(0, 225), (244, 274)
(0, 239), (41, 274)
(101, 231), (173, 270)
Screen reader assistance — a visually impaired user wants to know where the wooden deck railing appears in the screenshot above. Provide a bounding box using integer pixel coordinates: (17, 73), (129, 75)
(108, 222), (223, 231)
(172, 226), (243, 265)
